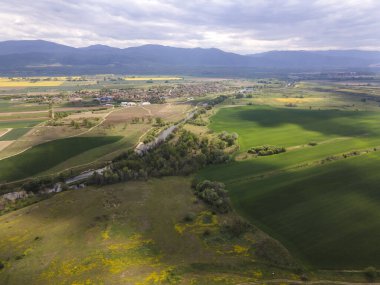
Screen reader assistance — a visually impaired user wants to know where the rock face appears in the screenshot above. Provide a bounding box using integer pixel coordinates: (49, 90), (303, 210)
(1, 190), (28, 202)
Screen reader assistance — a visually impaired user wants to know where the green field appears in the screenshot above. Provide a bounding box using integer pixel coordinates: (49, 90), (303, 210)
(199, 105), (380, 269)
(0, 120), (43, 129)
(0, 100), (48, 113)
(0, 136), (122, 182)
(0, 128), (31, 141)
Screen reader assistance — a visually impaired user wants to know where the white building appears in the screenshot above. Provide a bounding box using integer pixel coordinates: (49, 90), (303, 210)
(121, 102), (137, 107)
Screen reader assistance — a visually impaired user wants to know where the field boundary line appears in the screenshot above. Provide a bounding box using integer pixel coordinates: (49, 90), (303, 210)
(0, 128), (12, 138)
(229, 145), (380, 185)
(0, 107), (118, 161)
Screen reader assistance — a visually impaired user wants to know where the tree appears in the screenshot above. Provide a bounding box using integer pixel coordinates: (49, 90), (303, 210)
(155, 117), (164, 126)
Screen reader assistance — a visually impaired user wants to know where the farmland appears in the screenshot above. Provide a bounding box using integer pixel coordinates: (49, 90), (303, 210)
(1, 75), (380, 283)
(199, 101), (380, 269)
(124, 76), (183, 81)
(0, 136), (122, 182)
(0, 128), (31, 141)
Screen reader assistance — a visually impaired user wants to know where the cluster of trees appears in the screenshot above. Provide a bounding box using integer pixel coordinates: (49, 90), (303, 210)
(83, 118), (96, 128)
(46, 120), (64, 127)
(143, 127), (161, 144)
(207, 95), (228, 107)
(21, 174), (69, 194)
(193, 180), (230, 213)
(149, 96), (166, 104)
(88, 129), (229, 185)
(22, 177), (56, 193)
(218, 131), (238, 147)
(188, 108), (208, 126)
(154, 117), (165, 126)
(131, 117), (142, 124)
(69, 118), (97, 129)
(248, 145), (286, 156)
(54, 111), (69, 119)
(188, 118), (207, 126)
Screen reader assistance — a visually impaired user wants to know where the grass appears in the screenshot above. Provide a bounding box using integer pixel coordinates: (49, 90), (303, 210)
(209, 105), (380, 151)
(199, 105), (380, 269)
(0, 177), (284, 285)
(0, 128), (30, 141)
(0, 100), (48, 113)
(0, 136), (122, 182)
(228, 152), (380, 269)
(0, 120), (44, 129)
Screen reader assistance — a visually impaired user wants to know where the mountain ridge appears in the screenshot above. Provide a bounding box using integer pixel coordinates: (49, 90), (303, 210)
(0, 40), (379, 75)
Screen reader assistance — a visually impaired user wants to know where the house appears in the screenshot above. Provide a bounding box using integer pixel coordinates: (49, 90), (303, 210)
(96, 96), (114, 103)
(121, 102), (137, 107)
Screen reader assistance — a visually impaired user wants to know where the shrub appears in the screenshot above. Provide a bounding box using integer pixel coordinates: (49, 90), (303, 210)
(203, 229), (211, 237)
(221, 217), (251, 238)
(308, 141), (318, 146)
(183, 212), (196, 222)
(248, 145), (286, 156)
(364, 266), (377, 281)
(0, 261), (4, 270)
(218, 131), (238, 147)
(194, 180), (230, 213)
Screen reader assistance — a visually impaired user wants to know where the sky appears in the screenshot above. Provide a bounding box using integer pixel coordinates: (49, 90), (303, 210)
(0, 0), (379, 54)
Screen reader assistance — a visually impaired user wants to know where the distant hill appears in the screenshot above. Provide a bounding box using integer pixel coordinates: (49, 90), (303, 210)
(247, 50), (380, 69)
(0, 40), (75, 55)
(0, 40), (379, 75)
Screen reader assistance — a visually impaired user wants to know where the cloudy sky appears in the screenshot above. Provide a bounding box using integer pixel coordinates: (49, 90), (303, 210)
(0, 0), (379, 54)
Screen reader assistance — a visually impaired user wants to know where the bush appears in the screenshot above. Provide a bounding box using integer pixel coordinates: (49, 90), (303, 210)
(364, 266), (377, 281)
(0, 260), (4, 270)
(308, 141), (318, 146)
(203, 229), (211, 237)
(221, 217), (251, 238)
(218, 131), (238, 147)
(183, 212), (196, 222)
(248, 145), (286, 156)
(194, 180), (230, 213)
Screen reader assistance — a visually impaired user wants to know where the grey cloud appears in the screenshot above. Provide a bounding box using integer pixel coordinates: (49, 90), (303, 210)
(0, 0), (379, 53)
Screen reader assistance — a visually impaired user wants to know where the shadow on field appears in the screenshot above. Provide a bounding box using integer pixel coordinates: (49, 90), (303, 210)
(237, 108), (375, 137)
(201, 153), (380, 269)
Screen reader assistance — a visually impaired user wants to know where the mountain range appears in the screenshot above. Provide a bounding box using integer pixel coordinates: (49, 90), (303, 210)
(0, 40), (379, 76)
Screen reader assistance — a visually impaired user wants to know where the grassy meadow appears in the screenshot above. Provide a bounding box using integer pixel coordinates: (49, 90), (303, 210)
(199, 104), (380, 269)
(0, 177), (295, 285)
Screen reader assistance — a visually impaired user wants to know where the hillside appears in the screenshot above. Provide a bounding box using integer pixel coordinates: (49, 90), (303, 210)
(0, 177), (297, 285)
(0, 40), (380, 76)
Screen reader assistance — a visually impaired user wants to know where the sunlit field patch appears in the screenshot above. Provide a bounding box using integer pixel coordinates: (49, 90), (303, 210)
(124, 77), (183, 81)
(0, 77), (64, 87)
